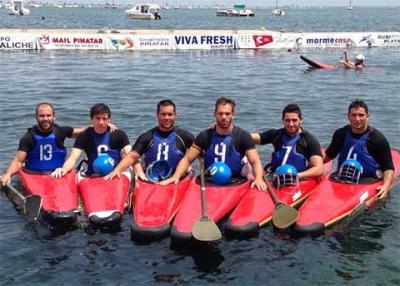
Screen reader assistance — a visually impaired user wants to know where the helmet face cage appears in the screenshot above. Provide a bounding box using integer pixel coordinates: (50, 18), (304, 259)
(275, 164), (299, 188)
(338, 161), (363, 184)
(276, 172), (299, 188)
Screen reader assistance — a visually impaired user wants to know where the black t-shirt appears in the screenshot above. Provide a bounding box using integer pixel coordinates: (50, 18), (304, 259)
(74, 127), (130, 155)
(132, 127), (194, 156)
(258, 128), (322, 159)
(193, 126), (255, 157)
(325, 125), (394, 172)
(18, 124), (74, 152)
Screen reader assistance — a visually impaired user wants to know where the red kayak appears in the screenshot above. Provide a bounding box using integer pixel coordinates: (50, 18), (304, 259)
(78, 173), (131, 227)
(300, 55), (337, 70)
(225, 161), (332, 235)
(171, 177), (251, 240)
(131, 173), (193, 240)
(18, 169), (78, 223)
(295, 149), (400, 234)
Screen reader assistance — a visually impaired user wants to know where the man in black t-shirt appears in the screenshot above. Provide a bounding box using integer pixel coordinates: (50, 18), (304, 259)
(1, 102), (85, 186)
(161, 97), (266, 191)
(51, 103), (131, 179)
(323, 100), (394, 199)
(107, 100), (194, 181)
(252, 104), (323, 180)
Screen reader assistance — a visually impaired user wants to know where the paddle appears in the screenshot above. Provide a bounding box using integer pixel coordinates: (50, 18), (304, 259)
(5, 183), (42, 219)
(264, 176), (298, 229)
(192, 159), (222, 241)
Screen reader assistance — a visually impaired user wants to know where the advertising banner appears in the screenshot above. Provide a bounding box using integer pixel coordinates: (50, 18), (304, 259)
(171, 33), (237, 50)
(0, 33), (40, 50)
(37, 33), (106, 50)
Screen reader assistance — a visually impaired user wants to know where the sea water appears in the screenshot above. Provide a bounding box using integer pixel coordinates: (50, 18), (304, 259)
(0, 7), (399, 285)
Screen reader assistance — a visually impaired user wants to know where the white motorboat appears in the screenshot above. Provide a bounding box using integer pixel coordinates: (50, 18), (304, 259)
(216, 4), (254, 17)
(8, 0), (30, 15)
(272, 0), (285, 16)
(124, 3), (161, 20)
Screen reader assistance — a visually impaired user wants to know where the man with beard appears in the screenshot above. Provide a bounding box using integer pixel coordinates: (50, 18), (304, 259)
(51, 103), (131, 180)
(0, 102), (85, 186)
(106, 100), (194, 181)
(323, 100), (394, 199)
(161, 97), (266, 191)
(252, 103), (323, 180)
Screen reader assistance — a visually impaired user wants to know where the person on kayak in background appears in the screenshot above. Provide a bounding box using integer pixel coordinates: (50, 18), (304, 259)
(51, 103), (131, 180)
(0, 102), (87, 186)
(323, 100), (394, 199)
(161, 97), (267, 191)
(342, 49), (365, 70)
(251, 103), (324, 181)
(106, 99), (194, 181)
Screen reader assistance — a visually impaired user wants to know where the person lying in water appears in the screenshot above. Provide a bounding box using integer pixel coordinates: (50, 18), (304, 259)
(342, 49), (365, 70)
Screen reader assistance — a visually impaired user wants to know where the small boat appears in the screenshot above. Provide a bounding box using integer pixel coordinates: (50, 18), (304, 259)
(272, 0), (285, 16)
(171, 176), (250, 240)
(124, 3), (161, 20)
(347, 0), (353, 10)
(18, 169), (79, 223)
(295, 149), (400, 234)
(8, 0), (30, 15)
(131, 174), (193, 240)
(216, 4), (254, 17)
(78, 173), (131, 227)
(226, 157), (332, 235)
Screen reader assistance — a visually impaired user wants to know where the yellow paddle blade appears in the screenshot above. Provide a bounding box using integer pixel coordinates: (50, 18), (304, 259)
(272, 203), (298, 229)
(192, 216), (222, 241)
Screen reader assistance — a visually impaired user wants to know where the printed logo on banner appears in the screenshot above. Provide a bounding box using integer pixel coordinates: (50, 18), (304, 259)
(252, 35), (273, 47)
(139, 37), (170, 47)
(295, 37), (303, 48)
(305, 37), (349, 46)
(0, 36), (35, 49)
(39, 34), (49, 44)
(377, 34), (400, 45)
(174, 35), (234, 48)
(359, 34), (374, 47)
(110, 37), (134, 49)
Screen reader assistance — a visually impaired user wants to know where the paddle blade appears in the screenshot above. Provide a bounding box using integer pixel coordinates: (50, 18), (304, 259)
(192, 216), (222, 241)
(272, 203), (298, 229)
(23, 195), (42, 219)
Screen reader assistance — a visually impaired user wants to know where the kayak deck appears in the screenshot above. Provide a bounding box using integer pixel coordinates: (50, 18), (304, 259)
(79, 174), (131, 227)
(295, 149), (400, 234)
(171, 177), (250, 240)
(131, 174), (193, 240)
(18, 169), (78, 223)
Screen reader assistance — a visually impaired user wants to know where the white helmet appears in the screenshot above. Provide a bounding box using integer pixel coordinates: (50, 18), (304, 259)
(356, 54), (365, 61)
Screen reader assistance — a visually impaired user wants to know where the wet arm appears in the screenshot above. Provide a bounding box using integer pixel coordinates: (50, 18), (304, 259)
(0, 151), (27, 186)
(377, 169), (395, 200)
(246, 148), (266, 190)
(298, 155), (323, 180)
(63, 148), (82, 173)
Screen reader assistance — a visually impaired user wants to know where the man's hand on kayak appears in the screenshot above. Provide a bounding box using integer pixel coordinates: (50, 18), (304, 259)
(105, 169), (121, 181)
(160, 176), (179, 186)
(0, 173), (12, 186)
(377, 184), (390, 200)
(135, 171), (148, 182)
(51, 167), (67, 178)
(251, 176), (266, 191)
